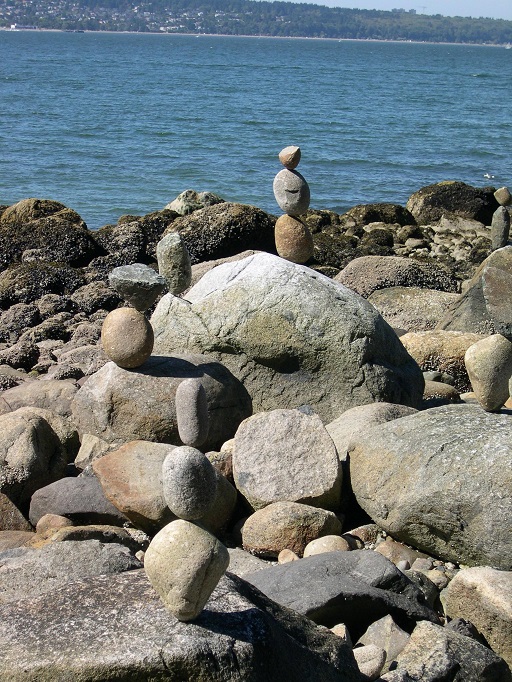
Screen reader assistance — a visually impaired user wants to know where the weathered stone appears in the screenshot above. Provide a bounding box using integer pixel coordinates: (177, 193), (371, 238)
(164, 189), (225, 215)
(0, 540), (141, 604)
(0, 262), (85, 309)
(233, 409), (341, 511)
(108, 263), (166, 311)
(156, 232), (192, 295)
(278, 145), (301, 169)
(227, 547), (272, 577)
(393, 620), (511, 681)
(278, 548), (300, 564)
(0, 569), (360, 682)
(72, 354), (252, 450)
(495, 187), (512, 206)
(162, 446), (217, 520)
(422, 379), (461, 408)
(406, 181), (499, 225)
(441, 566), (512, 668)
(401, 329), (484, 392)
(0, 379), (77, 419)
(0, 530), (34, 551)
(353, 644), (386, 681)
(101, 307), (154, 368)
(349, 404), (512, 569)
(27, 524), (147, 553)
(0, 494), (32, 532)
(74, 433), (114, 471)
(368, 286), (460, 332)
(357, 615), (410, 672)
(273, 168), (311, 215)
(151, 253), (424, 423)
(246, 550), (440, 639)
(464, 334), (512, 411)
(491, 206), (511, 251)
(303, 535), (350, 557)
(144, 519), (229, 621)
(35, 513), (72, 534)
(0, 408), (67, 508)
(375, 537), (429, 568)
(194, 467), (237, 536)
(29, 475), (128, 527)
(274, 215), (314, 263)
(242, 501), (342, 558)
(335, 255), (458, 299)
(175, 377), (209, 447)
(92, 440), (175, 534)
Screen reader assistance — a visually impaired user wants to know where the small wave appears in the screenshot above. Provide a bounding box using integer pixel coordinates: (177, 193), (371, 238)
(470, 72), (492, 78)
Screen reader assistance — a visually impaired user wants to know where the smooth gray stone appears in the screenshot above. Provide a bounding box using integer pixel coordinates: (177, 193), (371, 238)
(273, 168), (311, 216)
(491, 206), (510, 251)
(0, 569), (361, 682)
(156, 232), (192, 295)
(109, 263), (166, 311)
(245, 550), (440, 641)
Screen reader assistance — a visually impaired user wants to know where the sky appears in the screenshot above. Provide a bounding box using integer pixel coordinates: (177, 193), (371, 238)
(304, 0), (512, 21)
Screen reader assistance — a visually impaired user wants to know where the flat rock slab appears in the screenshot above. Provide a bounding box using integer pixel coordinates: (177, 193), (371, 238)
(0, 569), (361, 682)
(245, 549), (440, 641)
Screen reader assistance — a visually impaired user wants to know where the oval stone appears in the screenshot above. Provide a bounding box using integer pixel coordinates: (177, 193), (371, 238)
(162, 446), (217, 520)
(273, 169), (310, 216)
(274, 214), (314, 263)
(278, 145), (301, 170)
(101, 307), (154, 369)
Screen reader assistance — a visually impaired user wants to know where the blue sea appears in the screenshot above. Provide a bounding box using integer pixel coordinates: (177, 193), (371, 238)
(1, 31), (511, 230)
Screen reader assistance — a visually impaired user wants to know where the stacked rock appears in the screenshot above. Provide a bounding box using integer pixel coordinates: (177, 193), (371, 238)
(101, 263), (165, 369)
(144, 445), (230, 622)
(156, 232), (192, 295)
(273, 146), (314, 264)
(491, 186), (511, 251)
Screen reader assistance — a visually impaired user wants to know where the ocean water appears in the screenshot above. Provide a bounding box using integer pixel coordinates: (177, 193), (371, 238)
(1, 31), (511, 230)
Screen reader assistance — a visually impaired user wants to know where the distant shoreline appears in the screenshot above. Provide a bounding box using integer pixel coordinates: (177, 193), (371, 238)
(1, 27), (509, 48)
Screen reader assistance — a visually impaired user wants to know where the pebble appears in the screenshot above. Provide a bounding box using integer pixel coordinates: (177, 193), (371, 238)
(273, 168), (311, 216)
(100, 307), (154, 368)
(278, 548), (300, 564)
(278, 145), (301, 170)
(175, 378), (209, 448)
(330, 623), (352, 646)
(162, 446), (217, 520)
(144, 519), (230, 621)
(156, 232), (192, 295)
(303, 534), (351, 557)
(108, 263), (166, 312)
(274, 214), (314, 264)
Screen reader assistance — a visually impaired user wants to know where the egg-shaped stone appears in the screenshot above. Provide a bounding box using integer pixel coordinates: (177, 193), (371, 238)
(278, 145), (301, 170)
(162, 446), (217, 520)
(274, 214), (314, 264)
(101, 307), (154, 368)
(273, 169), (310, 216)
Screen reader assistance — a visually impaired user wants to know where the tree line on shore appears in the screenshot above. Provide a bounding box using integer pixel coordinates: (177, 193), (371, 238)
(2, 0), (511, 44)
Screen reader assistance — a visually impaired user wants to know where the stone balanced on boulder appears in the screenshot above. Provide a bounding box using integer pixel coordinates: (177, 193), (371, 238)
(273, 145), (314, 263)
(491, 186), (511, 251)
(144, 446), (230, 621)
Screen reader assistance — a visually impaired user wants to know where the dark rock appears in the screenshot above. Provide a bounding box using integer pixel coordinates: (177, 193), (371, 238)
(171, 202), (277, 265)
(246, 550), (440, 640)
(0, 569), (361, 681)
(70, 282), (121, 315)
(29, 475), (129, 527)
(339, 203), (416, 227)
(109, 263), (166, 311)
(0, 263), (85, 309)
(0, 340), (39, 371)
(406, 181), (499, 226)
(17, 313), (71, 345)
(0, 304), (41, 344)
(37, 293), (77, 319)
(0, 493), (32, 532)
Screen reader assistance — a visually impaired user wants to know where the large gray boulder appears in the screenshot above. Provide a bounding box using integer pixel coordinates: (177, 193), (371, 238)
(71, 354), (252, 450)
(0, 569), (361, 681)
(349, 404), (512, 570)
(151, 253), (424, 422)
(0, 540), (141, 604)
(246, 550), (439, 640)
(406, 181), (499, 226)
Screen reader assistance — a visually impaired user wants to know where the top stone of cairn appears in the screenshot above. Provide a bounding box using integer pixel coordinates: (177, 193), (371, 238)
(279, 145), (301, 170)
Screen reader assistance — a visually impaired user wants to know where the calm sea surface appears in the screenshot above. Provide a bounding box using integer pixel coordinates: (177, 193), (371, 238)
(1, 32), (511, 230)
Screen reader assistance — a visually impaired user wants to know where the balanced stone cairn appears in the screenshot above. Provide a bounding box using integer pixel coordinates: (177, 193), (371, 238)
(491, 186), (511, 251)
(144, 445), (230, 622)
(273, 145), (314, 264)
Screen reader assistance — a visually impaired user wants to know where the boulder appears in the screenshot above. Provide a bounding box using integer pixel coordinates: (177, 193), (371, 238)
(0, 408), (68, 508)
(0, 493), (32, 532)
(92, 440), (175, 534)
(348, 404), (512, 570)
(0, 540), (141, 604)
(232, 409), (341, 511)
(151, 253), (424, 423)
(334, 255), (458, 299)
(368, 286), (460, 332)
(464, 334), (512, 411)
(0, 379), (79, 418)
(339, 203), (415, 228)
(0, 569), (360, 681)
(0, 303), (41, 344)
(400, 329), (485, 392)
(29, 475), (129, 527)
(438, 246), (512, 337)
(0, 262), (85, 309)
(393, 620), (511, 681)
(71, 354), (251, 450)
(241, 501), (343, 558)
(406, 181), (499, 225)
(164, 189), (225, 215)
(169, 202), (276, 264)
(441, 566), (512, 667)
(246, 550), (440, 639)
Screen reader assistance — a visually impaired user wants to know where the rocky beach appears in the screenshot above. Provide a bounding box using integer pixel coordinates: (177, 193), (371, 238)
(0, 176), (511, 681)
